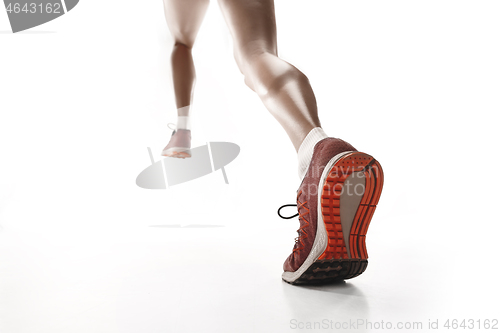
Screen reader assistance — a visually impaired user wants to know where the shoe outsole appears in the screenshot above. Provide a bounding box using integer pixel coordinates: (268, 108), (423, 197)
(285, 152), (383, 285)
(161, 148), (191, 159)
(290, 259), (369, 285)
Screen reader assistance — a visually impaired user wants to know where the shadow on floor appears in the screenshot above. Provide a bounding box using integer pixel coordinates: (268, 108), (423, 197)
(282, 280), (370, 332)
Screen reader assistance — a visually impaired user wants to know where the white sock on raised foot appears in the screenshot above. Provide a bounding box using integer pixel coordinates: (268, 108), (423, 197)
(176, 105), (191, 130)
(297, 127), (328, 179)
(176, 116), (191, 130)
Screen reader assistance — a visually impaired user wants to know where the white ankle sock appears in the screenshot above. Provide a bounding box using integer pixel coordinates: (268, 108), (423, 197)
(176, 116), (191, 130)
(175, 106), (191, 130)
(297, 127), (328, 179)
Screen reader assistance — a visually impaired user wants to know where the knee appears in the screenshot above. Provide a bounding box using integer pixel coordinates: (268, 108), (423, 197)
(232, 50), (256, 91)
(172, 41), (193, 52)
(171, 41), (194, 63)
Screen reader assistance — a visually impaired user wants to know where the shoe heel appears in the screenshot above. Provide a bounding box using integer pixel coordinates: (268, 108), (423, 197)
(349, 157), (384, 259)
(319, 152), (384, 261)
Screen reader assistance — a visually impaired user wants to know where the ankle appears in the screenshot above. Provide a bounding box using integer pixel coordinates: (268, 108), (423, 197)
(297, 127), (328, 179)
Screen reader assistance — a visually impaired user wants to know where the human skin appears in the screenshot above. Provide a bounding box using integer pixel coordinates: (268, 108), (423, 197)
(162, 0), (321, 151)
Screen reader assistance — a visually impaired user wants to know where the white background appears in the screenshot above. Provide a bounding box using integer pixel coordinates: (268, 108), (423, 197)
(1, 0), (499, 332)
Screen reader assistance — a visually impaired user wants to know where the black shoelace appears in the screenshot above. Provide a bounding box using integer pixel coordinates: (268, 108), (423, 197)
(277, 204), (299, 219)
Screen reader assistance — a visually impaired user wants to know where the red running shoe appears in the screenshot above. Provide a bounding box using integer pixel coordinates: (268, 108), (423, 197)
(279, 138), (384, 284)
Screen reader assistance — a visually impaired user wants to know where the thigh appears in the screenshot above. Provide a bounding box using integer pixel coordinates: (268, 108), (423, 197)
(163, 0), (210, 47)
(217, 0), (278, 64)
